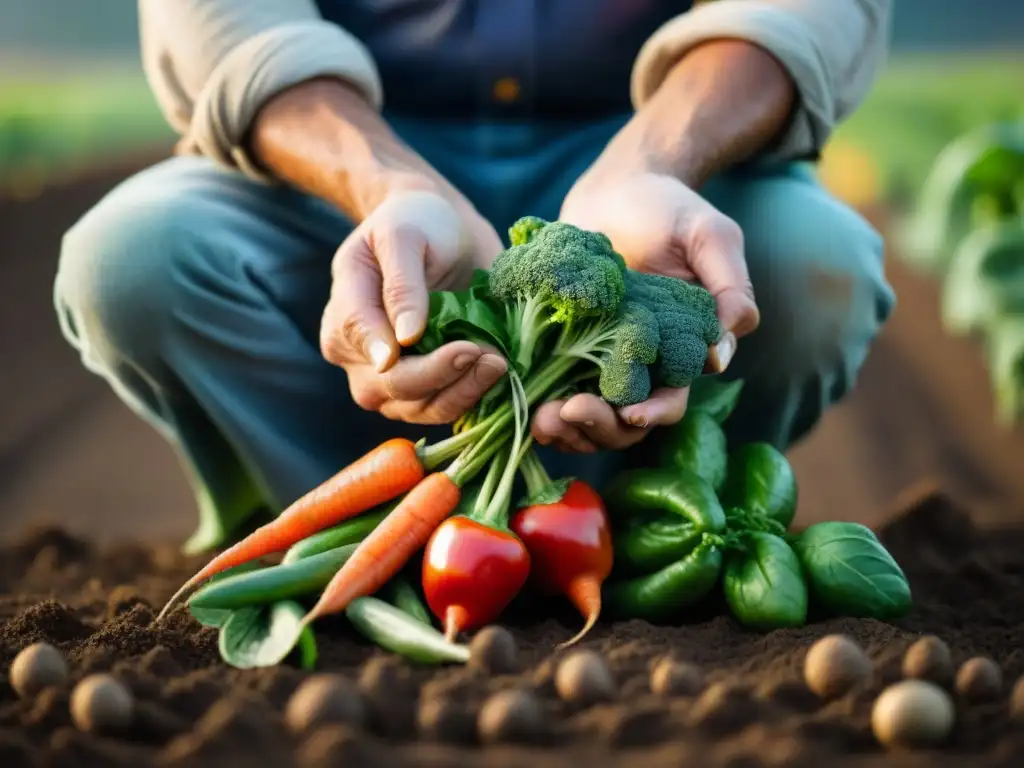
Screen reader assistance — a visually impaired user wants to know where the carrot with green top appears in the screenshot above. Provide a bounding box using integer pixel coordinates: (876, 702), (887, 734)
(301, 373), (529, 626)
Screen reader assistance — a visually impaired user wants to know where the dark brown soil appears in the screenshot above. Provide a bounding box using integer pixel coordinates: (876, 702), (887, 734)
(0, 486), (1022, 767)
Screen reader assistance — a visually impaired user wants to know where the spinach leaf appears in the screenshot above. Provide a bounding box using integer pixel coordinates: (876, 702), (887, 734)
(218, 601), (317, 670)
(941, 220), (1024, 336)
(415, 274), (510, 355)
(721, 442), (798, 529)
(723, 532), (807, 630)
(792, 522), (912, 620)
(687, 377), (745, 425)
(658, 409), (728, 492)
(988, 314), (1024, 425)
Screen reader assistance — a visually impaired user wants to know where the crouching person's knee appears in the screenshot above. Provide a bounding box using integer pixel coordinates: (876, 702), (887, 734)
(731, 201), (895, 446)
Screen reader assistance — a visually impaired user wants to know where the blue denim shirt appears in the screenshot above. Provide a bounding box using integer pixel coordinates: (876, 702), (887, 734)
(315, 0), (691, 120)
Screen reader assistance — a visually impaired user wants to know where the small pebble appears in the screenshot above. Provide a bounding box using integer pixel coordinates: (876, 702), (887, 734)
(357, 656), (405, 699)
(1009, 675), (1024, 719)
(902, 636), (954, 685)
(417, 697), (475, 743)
(803, 635), (872, 699)
(872, 680), (955, 748)
(555, 650), (616, 705)
(285, 675), (365, 733)
(9, 643), (69, 699)
(69, 675), (134, 733)
(649, 657), (704, 697)
(955, 657), (1002, 701)
(469, 626), (519, 675)
(477, 689), (543, 744)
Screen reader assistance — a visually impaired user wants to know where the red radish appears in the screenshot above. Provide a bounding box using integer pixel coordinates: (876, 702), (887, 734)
(510, 449), (613, 647)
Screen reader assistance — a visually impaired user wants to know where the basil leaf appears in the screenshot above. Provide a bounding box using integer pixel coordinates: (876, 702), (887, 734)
(721, 443), (798, 529)
(415, 287), (510, 355)
(687, 377), (744, 424)
(218, 601), (315, 669)
(723, 532), (807, 630)
(793, 522), (912, 620)
(658, 410), (728, 492)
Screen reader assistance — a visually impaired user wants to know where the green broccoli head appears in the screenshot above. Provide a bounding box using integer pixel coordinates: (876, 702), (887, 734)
(593, 270), (721, 404)
(490, 218), (627, 323)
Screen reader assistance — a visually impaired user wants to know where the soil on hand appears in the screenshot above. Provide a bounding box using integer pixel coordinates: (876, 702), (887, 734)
(2, 488), (1024, 767)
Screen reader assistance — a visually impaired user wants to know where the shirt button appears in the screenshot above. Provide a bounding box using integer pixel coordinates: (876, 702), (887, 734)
(492, 77), (522, 103)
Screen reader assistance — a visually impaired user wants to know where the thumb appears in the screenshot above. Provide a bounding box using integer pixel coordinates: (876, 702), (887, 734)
(688, 213), (760, 338)
(372, 224), (431, 346)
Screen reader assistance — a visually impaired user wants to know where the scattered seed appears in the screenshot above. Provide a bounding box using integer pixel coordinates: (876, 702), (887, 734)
(649, 658), (704, 697)
(555, 650), (616, 705)
(872, 680), (955, 748)
(70, 674), (134, 733)
(477, 689), (543, 744)
(902, 636), (953, 686)
(1009, 676), (1024, 719)
(803, 635), (871, 699)
(9, 643), (68, 699)
(417, 697), (474, 743)
(285, 675), (365, 733)
(955, 657), (1002, 701)
(469, 626), (519, 675)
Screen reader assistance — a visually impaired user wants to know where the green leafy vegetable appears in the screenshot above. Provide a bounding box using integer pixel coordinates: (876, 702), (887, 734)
(723, 532), (808, 629)
(218, 601), (317, 669)
(941, 220), (1024, 336)
(721, 443), (798, 529)
(658, 409), (728, 492)
(414, 274), (510, 355)
(793, 522), (912, 620)
(687, 377), (745, 424)
(987, 314), (1024, 425)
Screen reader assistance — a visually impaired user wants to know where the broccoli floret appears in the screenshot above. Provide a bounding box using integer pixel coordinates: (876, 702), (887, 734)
(488, 217), (628, 372)
(599, 356), (652, 407)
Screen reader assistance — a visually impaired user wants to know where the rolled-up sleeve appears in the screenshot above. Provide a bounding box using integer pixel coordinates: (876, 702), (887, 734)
(138, 0), (383, 180)
(630, 0), (892, 162)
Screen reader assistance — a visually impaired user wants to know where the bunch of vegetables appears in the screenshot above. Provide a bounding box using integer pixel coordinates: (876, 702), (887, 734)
(601, 378), (913, 630)
(157, 215), (725, 667)
(901, 119), (1024, 424)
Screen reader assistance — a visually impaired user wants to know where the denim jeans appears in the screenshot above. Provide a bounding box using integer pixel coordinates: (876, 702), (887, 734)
(53, 115), (894, 552)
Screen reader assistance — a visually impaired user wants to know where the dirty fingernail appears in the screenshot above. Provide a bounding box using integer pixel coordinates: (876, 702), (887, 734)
(453, 353), (477, 371)
(394, 312), (421, 345)
(621, 410), (648, 428)
(368, 339), (392, 372)
(714, 332), (737, 371)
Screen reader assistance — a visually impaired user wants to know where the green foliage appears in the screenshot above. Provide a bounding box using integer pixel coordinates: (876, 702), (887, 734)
(720, 443), (799, 529)
(723, 532), (808, 630)
(792, 522), (912, 620)
(218, 601), (317, 670)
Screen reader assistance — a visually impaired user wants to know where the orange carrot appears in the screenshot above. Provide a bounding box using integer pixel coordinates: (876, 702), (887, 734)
(157, 438), (425, 620)
(302, 472), (462, 624)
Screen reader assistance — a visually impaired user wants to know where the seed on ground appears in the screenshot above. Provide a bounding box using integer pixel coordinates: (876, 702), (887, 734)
(649, 657), (704, 697)
(871, 680), (955, 748)
(477, 689), (543, 744)
(469, 626), (519, 675)
(902, 636), (953, 686)
(70, 674), (134, 733)
(9, 643), (68, 699)
(285, 675), (365, 733)
(1009, 675), (1024, 719)
(555, 650), (616, 705)
(803, 634), (872, 699)
(955, 657), (1002, 701)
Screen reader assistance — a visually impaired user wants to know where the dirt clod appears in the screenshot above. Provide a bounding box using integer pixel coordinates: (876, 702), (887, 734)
(285, 674), (366, 733)
(468, 625), (519, 675)
(872, 680), (955, 748)
(649, 657), (704, 697)
(803, 635), (872, 699)
(9, 642), (69, 698)
(477, 689), (543, 745)
(902, 635), (954, 686)
(955, 657), (1002, 701)
(555, 650), (616, 705)
(69, 674), (134, 734)
(418, 697), (476, 743)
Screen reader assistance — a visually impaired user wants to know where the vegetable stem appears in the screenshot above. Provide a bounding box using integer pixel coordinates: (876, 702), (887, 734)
(479, 373), (531, 527)
(519, 447), (554, 499)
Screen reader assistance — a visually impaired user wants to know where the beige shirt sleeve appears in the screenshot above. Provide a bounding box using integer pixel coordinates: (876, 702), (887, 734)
(631, 0), (892, 162)
(138, 0), (383, 181)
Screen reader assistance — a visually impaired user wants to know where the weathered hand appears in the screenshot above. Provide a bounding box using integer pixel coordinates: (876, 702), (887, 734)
(320, 190), (508, 424)
(530, 171), (757, 452)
